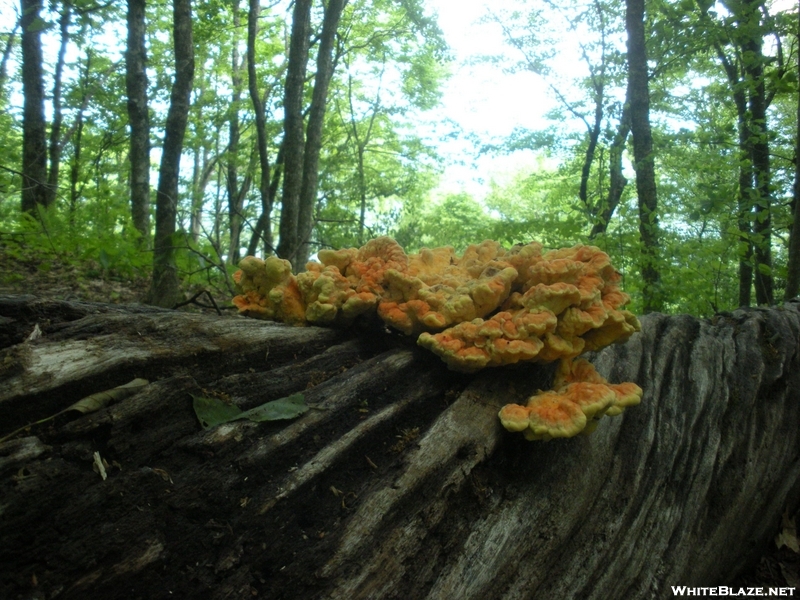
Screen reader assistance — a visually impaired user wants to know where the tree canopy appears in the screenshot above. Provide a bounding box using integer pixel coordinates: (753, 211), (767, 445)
(0, 0), (798, 316)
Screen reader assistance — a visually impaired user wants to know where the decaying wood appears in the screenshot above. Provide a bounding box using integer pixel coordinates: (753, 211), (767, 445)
(1, 295), (799, 599)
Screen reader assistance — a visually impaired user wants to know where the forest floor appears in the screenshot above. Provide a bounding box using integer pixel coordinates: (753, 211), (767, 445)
(1, 241), (799, 593)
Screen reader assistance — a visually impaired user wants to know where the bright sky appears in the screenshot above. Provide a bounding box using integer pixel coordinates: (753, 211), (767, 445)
(422, 0), (559, 198)
(0, 0), (566, 200)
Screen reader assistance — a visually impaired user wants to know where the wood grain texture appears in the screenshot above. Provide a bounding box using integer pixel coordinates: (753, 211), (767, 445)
(1, 296), (799, 599)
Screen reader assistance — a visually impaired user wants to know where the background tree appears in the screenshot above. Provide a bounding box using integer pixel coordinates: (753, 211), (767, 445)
(19, 0), (49, 214)
(125, 0), (150, 240)
(626, 0), (662, 313)
(147, 0), (194, 307)
(786, 1), (800, 300)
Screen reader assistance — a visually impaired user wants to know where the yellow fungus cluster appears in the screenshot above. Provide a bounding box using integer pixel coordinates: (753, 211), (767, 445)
(498, 358), (643, 440)
(232, 237), (643, 440)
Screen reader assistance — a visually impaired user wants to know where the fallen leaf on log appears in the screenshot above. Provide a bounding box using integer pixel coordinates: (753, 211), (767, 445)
(192, 392), (308, 430)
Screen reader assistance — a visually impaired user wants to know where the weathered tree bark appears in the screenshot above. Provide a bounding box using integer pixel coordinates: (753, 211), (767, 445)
(2, 295), (800, 599)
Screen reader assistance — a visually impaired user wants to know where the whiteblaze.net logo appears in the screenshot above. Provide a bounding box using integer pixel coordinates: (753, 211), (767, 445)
(671, 587), (796, 597)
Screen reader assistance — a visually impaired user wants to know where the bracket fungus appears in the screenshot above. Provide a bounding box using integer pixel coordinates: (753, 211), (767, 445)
(232, 237), (643, 441)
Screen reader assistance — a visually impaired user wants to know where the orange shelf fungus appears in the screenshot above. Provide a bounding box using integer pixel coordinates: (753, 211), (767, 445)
(232, 237), (643, 441)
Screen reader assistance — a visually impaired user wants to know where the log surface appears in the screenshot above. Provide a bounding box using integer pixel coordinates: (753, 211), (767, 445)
(1, 296), (799, 600)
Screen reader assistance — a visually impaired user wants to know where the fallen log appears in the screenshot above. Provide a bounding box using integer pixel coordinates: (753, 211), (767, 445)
(1, 295), (799, 599)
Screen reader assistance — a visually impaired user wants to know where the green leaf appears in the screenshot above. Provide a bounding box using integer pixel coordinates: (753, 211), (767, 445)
(192, 394), (243, 430)
(192, 393), (307, 430)
(237, 393), (308, 422)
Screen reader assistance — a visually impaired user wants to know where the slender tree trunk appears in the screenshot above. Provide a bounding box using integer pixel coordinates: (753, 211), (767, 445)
(590, 104), (630, 239)
(344, 72), (380, 246)
(20, 0), (49, 214)
(276, 0), (312, 265)
(247, 0), (274, 257)
(699, 0), (756, 306)
(190, 145), (203, 241)
(736, 99), (754, 307)
(247, 140), (284, 257)
(69, 51), (91, 228)
(148, 0), (194, 307)
(188, 140), (222, 242)
(625, 0), (662, 313)
(227, 0), (244, 264)
(720, 0), (772, 305)
(784, 1), (800, 299)
(45, 3), (71, 208)
(710, 39), (754, 307)
(126, 0), (151, 240)
(579, 84), (604, 220)
(741, 0), (773, 305)
(295, 0), (348, 266)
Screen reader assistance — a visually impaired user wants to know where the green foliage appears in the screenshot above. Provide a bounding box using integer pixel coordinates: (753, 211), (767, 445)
(192, 392), (308, 430)
(2, 0), (799, 319)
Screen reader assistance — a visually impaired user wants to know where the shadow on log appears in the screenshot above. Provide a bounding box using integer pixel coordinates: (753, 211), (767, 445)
(1, 295), (799, 599)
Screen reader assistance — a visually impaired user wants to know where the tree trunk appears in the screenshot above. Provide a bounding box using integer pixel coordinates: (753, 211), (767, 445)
(295, 0), (347, 267)
(246, 140), (283, 257)
(227, 0), (244, 265)
(69, 51), (91, 226)
(246, 0), (274, 257)
(276, 0), (312, 265)
(739, 0), (773, 306)
(785, 1), (800, 300)
(20, 0), (49, 214)
(590, 103), (629, 239)
(148, 0), (194, 308)
(45, 3), (71, 208)
(126, 0), (151, 240)
(736, 96), (755, 307)
(701, 6), (755, 307)
(2, 294), (800, 599)
(344, 72), (380, 246)
(626, 0), (662, 314)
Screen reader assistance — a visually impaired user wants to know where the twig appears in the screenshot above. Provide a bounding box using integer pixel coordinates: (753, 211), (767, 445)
(173, 289), (223, 315)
